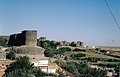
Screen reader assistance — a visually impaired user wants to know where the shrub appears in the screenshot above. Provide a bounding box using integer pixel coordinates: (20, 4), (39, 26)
(70, 53), (86, 60)
(6, 51), (16, 60)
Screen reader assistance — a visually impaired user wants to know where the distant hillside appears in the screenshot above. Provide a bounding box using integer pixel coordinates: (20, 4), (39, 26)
(96, 46), (120, 51)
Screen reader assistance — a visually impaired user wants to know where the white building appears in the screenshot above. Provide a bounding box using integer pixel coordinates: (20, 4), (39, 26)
(33, 60), (48, 67)
(33, 60), (48, 72)
(33, 60), (58, 73)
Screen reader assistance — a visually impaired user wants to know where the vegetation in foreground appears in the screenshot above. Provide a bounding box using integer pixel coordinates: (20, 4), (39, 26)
(55, 60), (107, 77)
(4, 56), (59, 77)
(0, 39), (119, 77)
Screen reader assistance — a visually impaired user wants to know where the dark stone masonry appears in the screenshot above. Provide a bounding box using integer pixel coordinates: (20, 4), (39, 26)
(8, 30), (37, 46)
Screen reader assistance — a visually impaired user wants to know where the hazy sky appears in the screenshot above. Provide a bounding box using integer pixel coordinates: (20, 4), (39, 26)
(0, 0), (120, 46)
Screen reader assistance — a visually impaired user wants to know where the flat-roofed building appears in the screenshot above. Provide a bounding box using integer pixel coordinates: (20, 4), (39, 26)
(33, 60), (58, 73)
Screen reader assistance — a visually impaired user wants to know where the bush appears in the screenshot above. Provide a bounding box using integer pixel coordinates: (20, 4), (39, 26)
(6, 51), (16, 60)
(5, 56), (34, 77)
(5, 56), (50, 77)
(64, 56), (69, 60)
(100, 50), (107, 53)
(87, 57), (100, 62)
(56, 47), (71, 55)
(70, 53), (86, 60)
(37, 40), (57, 50)
(73, 48), (86, 52)
(44, 50), (55, 57)
(0, 39), (8, 46)
(69, 42), (76, 47)
(109, 55), (120, 58)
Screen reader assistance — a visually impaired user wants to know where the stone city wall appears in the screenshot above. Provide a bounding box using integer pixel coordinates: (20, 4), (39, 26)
(8, 30), (37, 46)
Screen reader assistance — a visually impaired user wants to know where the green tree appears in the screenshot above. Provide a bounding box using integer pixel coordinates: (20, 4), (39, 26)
(33, 68), (47, 77)
(56, 47), (71, 56)
(73, 48), (86, 52)
(56, 60), (107, 77)
(64, 56), (69, 60)
(77, 62), (107, 77)
(70, 53), (86, 60)
(5, 56), (59, 77)
(44, 50), (55, 57)
(65, 64), (77, 74)
(37, 40), (57, 57)
(6, 51), (16, 60)
(5, 56), (34, 77)
(69, 42), (76, 47)
(58, 71), (66, 77)
(37, 40), (57, 50)
(0, 38), (8, 46)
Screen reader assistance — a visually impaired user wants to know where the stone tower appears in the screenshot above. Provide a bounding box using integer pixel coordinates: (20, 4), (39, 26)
(8, 30), (37, 46)
(22, 30), (37, 46)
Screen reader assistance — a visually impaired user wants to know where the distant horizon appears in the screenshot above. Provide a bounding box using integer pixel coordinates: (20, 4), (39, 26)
(0, 29), (120, 47)
(0, 0), (120, 46)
